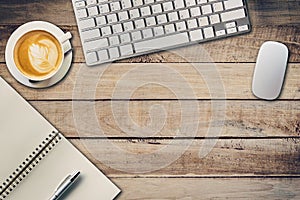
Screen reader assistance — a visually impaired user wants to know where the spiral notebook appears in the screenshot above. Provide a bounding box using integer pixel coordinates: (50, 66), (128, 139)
(0, 77), (120, 200)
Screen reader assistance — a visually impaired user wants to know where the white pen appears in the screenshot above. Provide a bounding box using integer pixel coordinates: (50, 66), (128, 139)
(49, 171), (80, 200)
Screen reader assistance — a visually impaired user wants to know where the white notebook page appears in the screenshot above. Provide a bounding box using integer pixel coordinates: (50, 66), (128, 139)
(0, 77), (120, 199)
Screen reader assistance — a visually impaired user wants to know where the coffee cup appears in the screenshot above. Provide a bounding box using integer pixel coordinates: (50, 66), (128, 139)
(11, 24), (72, 81)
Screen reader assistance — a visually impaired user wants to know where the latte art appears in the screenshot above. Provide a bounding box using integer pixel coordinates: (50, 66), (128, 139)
(28, 39), (59, 73)
(14, 30), (63, 80)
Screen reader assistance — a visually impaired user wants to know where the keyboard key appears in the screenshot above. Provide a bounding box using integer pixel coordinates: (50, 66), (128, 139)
(153, 26), (164, 36)
(225, 22), (236, 28)
(112, 24), (123, 33)
(97, 50), (109, 61)
(87, 0), (97, 6)
(168, 12), (179, 22)
(75, 1), (85, 8)
(131, 31), (143, 40)
(140, 6), (151, 16)
(88, 6), (98, 16)
(190, 7), (201, 17)
(134, 33), (189, 53)
(213, 2), (223, 12)
(187, 19), (198, 29)
(179, 10), (190, 19)
(164, 24), (175, 34)
(120, 44), (133, 56)
(77, 9), (87, 18)
(197, 0), (207, 4)
(79, 18), (96, 29)
(210, 14), (220, 24)
(109, 36), (120, 45)
(146, 17), (156, 26)
(96, 16), (106, 26)
(227, 27), (237, 34)
(133, 0), (143, 7)
(101, 26), (112, 36)
(110, 2), (121, 11)
(201, 5), (212, 15)
(198, 16), (209, 26)
(152, 4), (162, 14)
(238, 24), (249, 32)
(144, 0), (154, 3)
(176, 21), (187, 31)
(174, 0), (185, 9)
(118, 11), (129, 21)
(109, 47), (119, 58)
(224, 0), (244, 10)
(82, 29), (100, 40)
(221, 8), (246, 22)
(98, 4), (109, 14)
(156, 14), (167, 24)
(142, 28), (153, 38)
(120, 33), (131, 43)
(216, 29), (226, 36)
(123, 21), (134, 31)
(163, 2), (173, 11)
(130, 9), (140, 18)
(134, 19), (146, 29)
(85, 38), (109, 51)
(86, 52), (98, 64)
(121, 0), (132, 9)
(186, 0), (196, 7)
(107, 14), (118, 23)
(189, 29), (203, 41)
(203, 27), (214, 38)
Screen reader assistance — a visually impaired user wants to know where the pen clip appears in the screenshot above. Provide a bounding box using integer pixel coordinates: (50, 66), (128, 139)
(70, 171), (80, 182)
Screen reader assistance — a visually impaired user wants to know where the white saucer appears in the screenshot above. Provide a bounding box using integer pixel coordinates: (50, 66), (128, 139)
(5, 21), (73, 88)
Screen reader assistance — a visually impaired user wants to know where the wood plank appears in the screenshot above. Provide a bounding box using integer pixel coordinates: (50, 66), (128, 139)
(30, 100), (300, 137)
(111, 178), (300, 199)
(69, 138), (300, 175)
(1, 26), (299, 63)
(1, 63), (299, 100)
(0, 1), (299, 26)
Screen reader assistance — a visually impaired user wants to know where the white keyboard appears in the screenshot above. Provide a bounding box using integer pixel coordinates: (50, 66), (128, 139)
(72, 0), (251, 66)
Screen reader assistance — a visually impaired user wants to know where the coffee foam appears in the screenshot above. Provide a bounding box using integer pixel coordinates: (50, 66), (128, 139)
(14, 30), (62, 79)
(28, 39), (59, 73)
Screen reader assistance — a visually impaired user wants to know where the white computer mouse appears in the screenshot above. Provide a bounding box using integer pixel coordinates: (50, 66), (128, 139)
(252, 41), (289, 100)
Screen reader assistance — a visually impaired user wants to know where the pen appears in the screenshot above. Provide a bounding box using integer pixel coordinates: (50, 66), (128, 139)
(49, 171), (80, 200)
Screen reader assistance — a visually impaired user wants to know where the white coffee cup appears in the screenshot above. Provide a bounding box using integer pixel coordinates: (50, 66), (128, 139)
(6, 21), (72, 81)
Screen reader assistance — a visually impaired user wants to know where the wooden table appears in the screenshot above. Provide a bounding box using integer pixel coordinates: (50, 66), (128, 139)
(1, 1), (300, 199)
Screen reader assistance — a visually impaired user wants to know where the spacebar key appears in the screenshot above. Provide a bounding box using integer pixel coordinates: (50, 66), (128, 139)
(134, 33), (189, 53)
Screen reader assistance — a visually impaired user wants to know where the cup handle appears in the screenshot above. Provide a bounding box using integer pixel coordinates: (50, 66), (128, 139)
(58, 32), (72, 53)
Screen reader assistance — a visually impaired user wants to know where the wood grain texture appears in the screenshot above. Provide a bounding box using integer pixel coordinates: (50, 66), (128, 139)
(112, 178), (300, 199)
(30, 100), (300, 137)
(0, 0), (299, 198)
(69, 138), (300, 175)
(1, 63), (299, 100)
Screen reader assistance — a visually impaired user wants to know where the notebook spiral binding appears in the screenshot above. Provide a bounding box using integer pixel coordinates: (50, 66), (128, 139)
(0, 131), (62, 200)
